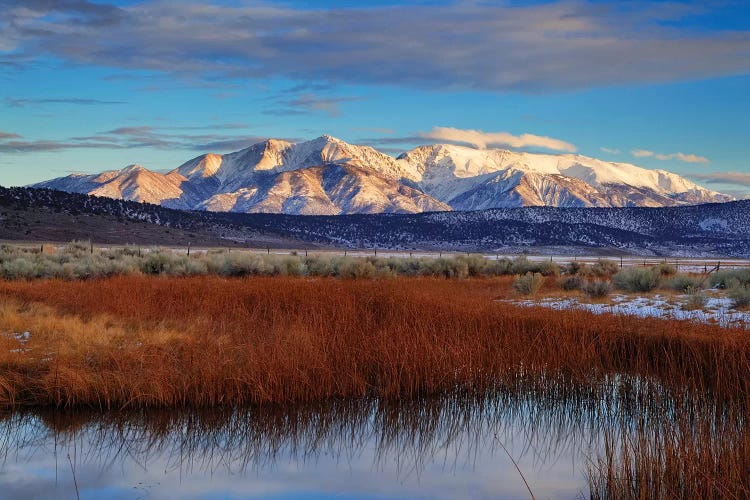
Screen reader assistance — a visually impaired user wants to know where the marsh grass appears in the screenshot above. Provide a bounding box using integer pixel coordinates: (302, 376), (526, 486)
(0, 276), (747, 410)
(1, 275), (749, 497)
(589, 404), (750, 499)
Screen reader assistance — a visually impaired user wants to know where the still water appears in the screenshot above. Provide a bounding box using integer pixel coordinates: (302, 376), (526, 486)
(0, 394), (613, 499)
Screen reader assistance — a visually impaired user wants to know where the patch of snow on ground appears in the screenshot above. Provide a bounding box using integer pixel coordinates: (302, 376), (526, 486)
(3, 331), (31, 353)
(503, 294), (748, 329)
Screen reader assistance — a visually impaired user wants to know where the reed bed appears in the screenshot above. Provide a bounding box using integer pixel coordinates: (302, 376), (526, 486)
(0, 276), (747, 410)
(1, 275), (749, 497)
(589, 404), (750, 499)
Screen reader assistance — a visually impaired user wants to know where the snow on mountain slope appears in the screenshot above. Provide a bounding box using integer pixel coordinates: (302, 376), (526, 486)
(198, 164), (449, 215)
(175, 135), (415, 191)
(32, 136), (731, 214)
(396, 144), (730, 208)
(34, 164), (198, 209)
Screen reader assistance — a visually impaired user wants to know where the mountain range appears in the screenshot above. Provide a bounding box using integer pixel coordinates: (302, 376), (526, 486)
(33, 135), (732, 214)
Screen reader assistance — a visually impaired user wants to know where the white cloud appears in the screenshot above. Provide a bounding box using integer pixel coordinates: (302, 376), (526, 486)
(419, 127), (576, 152)
(631, 149), (709, 163)
(632, 149), (655, 158)
(600, 147), (621, 155)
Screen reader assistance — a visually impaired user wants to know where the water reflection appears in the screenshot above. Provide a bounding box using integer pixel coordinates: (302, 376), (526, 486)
(0, 382), (682, 499)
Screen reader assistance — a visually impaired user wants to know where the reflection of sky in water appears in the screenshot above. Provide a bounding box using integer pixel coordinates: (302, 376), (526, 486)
(0, 396), (607, 499)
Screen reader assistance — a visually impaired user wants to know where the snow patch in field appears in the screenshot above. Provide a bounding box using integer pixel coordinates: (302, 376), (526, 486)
(503, 294), (748, 329)
(3, 331), (31, 353)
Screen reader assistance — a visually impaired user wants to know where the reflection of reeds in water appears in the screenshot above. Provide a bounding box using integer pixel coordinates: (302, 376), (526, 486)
(1, 384), (747, 496)
(589, 401), (750, 499)
(2, 380), (745, 497)
(0, 384), (627, 483)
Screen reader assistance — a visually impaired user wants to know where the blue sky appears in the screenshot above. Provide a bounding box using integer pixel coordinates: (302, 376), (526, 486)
(1, 0), (749, 196)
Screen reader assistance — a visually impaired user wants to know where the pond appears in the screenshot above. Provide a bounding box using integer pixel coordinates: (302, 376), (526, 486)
(0, 390), (621, 500)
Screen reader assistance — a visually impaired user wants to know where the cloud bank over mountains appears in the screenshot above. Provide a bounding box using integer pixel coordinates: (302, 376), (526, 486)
(3, 1), (750, 92)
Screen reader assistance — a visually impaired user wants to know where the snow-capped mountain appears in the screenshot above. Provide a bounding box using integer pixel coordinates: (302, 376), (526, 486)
(33, 135), (731, 214)
(396, 144), (728, 209)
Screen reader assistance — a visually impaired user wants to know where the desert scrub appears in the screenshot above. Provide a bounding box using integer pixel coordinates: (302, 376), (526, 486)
(684, 289), (708, 310)
(710, 269), (750, 289)
(338, 258), (378, 279)
(582, 280), (612, 298)
(537, 260), (561, 277)
(565, 261), (592, 277)
(668, 274), (703, 293)
(591, 259), (620, 277)
(558, 275), (584, 291)
(613, 268), (659, 293)
(728, 285), (750, 309)
(653, 262), (678, 277)
(512, 272), (544, 295)
(511, 256), (559, 276)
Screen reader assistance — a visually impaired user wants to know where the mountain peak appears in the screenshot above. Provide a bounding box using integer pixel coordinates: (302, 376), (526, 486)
(31, 135), (733, 214)
(121, 164), (146, 173)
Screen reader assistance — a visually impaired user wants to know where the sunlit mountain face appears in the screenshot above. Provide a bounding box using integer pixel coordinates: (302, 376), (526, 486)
(33, 136), (731, 215)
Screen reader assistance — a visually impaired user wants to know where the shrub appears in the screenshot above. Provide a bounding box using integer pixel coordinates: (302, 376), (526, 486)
(710, 269), (750, 289)
(558, 275), (584, 291)
(459, 254), (489, 277)
(305, 256), (335, 276)
(668, 274), (702, 293)
(728, 285), (750, 309)
(488, 258), (513, 276)
(591, 259), (620, 277)
(512, 272), (544, 296)
(511, 256), (535, 275)
(339, 258), (377, 279)
(654, 262), (678, 277)
(1, 258), (37, 279)
(565, 261), (589, 276)
(613, 268), (659, 293)
(582, 280), (612, 298)
(63, 240), (91, 257)
(386, 257), (424, 277)
(426, 258), (469, 279)
(684, 289), (708, 310)
(537, 260), (561, 277)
